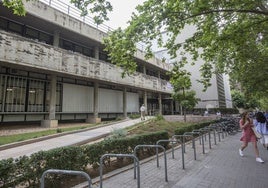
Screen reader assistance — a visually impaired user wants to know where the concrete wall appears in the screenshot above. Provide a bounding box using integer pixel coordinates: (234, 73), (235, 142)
(0, 31), (172, 94)
(24, 0), (172, 72)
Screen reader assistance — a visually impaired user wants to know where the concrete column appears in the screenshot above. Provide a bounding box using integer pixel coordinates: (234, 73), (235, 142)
(143, 65), (146, 74)
(158, 93), (162, 115)
(86, 82), (101, 123)
(94, 46), (99, 60)
(123, 87), (127, 118)
(41, 75), (58, 127)
(53, 31), (60, 47)
(158, 70), (161, 79)
(171, 100), (174, 115)
(143, 91), (148, 115)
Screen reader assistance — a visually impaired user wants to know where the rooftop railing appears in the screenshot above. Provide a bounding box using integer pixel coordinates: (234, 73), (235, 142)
(39, 0), (172, 66)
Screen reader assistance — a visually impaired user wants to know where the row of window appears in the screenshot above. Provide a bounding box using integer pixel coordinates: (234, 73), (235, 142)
(0, 16), (109, 62)
(0, 16), (169, 81)
(0, 74), (62, 112)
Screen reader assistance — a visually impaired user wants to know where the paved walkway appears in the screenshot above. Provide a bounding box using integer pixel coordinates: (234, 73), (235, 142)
(2, 118), (268, 188)
(84, 132), (268, 188)
(0, 118), (149, 160)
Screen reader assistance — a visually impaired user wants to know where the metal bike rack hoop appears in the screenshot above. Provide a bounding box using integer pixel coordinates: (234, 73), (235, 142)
(40, 169), (92, 188)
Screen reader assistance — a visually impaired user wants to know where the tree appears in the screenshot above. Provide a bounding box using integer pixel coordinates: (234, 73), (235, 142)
(231, 90), (259, 110)
(103, 0), (268, 98)
(169, 62), (199, 122)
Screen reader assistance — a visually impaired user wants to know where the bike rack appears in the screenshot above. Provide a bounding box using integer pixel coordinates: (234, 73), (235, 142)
(172, 135), (195, 169)
(134, 145), (168, 182)
(183, 132), (197, 160)
(40, 169), (92, 188)
(201, 127), (212, 149)
(209, 125), (218, 145)
(215, 123), (224, 142)
(99, 153), (140, 188)
(192, 129), (205, 154)
(156, 139), (181, 159)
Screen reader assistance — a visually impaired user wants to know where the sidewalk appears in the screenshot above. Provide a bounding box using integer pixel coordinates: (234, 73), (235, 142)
(0, 118), (149, 160)
(2, 119), (268, 188)
(86, 133), (268, 188)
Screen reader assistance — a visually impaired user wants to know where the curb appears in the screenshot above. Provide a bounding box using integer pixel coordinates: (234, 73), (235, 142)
(0, 119), (131, 151)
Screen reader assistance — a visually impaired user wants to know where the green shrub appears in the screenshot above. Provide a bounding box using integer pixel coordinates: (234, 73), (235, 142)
(155, 114), (164, 121)
(128, 113), (140, 119)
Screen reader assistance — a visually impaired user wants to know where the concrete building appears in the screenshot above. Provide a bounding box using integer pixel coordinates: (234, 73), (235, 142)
(0, 0), (174, 126)
(154, 25), (233, 110)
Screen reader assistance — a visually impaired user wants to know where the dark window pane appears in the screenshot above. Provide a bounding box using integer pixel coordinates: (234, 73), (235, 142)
(8, 22), (23, 34)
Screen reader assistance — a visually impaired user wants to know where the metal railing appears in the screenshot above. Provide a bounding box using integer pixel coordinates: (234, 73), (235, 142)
(40, 0), (113, 33)
(40, 169), (92, 188)
(134, 145), (168, 182)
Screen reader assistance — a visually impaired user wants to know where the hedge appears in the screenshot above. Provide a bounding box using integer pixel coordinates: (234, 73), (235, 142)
(0, 131), (168, 187)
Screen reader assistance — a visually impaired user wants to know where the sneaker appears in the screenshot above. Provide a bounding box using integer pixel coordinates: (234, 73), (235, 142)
(256, 157), (264, 163)
(239, 149), (244, 157)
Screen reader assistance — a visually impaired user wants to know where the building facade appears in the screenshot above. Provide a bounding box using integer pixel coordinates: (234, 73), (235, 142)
(0, 0), (174, 126)
(154, 25), (233, 110)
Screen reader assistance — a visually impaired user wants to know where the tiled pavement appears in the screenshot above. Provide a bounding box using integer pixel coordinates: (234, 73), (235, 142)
(86, 133), (268, 188)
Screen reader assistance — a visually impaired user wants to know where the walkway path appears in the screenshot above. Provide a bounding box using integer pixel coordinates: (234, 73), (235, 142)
(0, 118), (149, 160)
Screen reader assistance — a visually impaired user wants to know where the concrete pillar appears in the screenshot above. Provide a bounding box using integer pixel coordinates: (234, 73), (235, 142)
(94, 46), (99, 60)
(86, 82), (101, 123)
(158, 70), (161, 79)
(143, 91), (148, 115)
(143, 65), (146, 74)
(158, 93), (162, 115)
(41, 74), (58, 127)
(53, 31), (60, 47)
(171, 100), (174, 115)
(123, 87), (127, 118)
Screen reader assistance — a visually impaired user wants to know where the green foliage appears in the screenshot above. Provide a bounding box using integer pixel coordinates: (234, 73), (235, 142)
(259, 97), (268, 111)
(2, 0), (29, 16)
(128, 113), (140, 119)
(70, 0), (112, 24)
(108, 128), (128, 140)
(0, 158), (15, 186)
(0, 131), (168, 187)
(103, 0), (268, 96)
(155, 114), (164, 121)
(0, 125), (90, 146)
(174, 121), (215, 135)
(172, 90), (199, 110)
(231, 90), (246, 108)
(231, 90), (259, 109)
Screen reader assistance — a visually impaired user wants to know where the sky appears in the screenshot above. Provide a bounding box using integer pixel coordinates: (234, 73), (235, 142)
(62, 0), (145, 29)
(104, 0), (145, 29)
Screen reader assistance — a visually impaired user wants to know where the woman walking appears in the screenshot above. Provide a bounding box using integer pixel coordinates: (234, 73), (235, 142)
(254, 111), (268, 149)
(239, 111), (264, 163)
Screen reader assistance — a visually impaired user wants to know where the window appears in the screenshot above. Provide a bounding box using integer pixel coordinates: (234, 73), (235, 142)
(8, 22), (23, 34)
(83, 47), (94, 57)
(0, 74), (4, 111)
(5, 76), (27, 112)
(39, 32), (53, 44)
(60, 39), (74, 51)
(25, 27), (39, 39)
(0, 17), (8, 30)
(27, 79), (45, 112)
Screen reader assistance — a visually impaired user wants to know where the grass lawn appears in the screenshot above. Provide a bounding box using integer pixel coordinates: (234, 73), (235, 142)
(126, 119), (192, 137)
(0, 118), (203, 146)
(0, 125), (91, 146)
